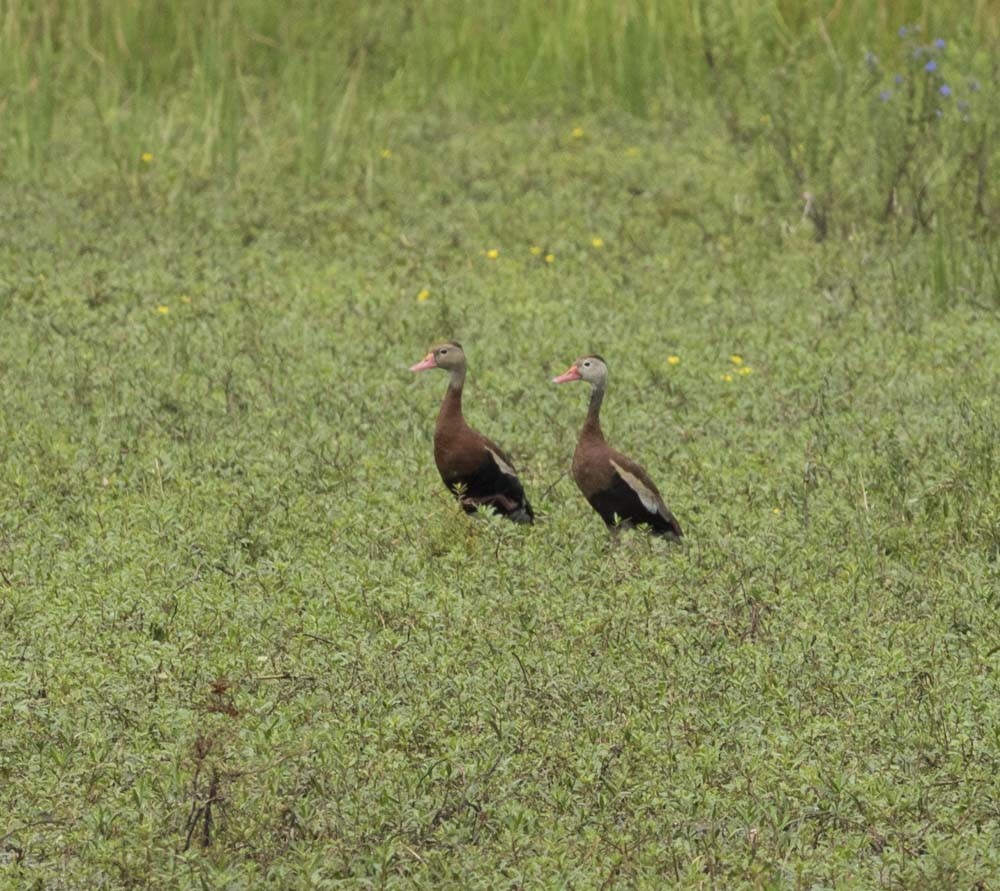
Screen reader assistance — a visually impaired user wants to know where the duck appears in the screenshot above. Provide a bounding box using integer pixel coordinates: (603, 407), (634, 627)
(411, 342), (534, 523)
(553, 355), (682, 538)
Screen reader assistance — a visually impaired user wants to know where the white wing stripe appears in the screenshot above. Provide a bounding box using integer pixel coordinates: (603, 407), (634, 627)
(610, 460), (661, 514)
(486, 447), (518, 479)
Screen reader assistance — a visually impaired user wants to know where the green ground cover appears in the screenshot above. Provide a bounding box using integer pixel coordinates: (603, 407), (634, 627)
(2, 1), (999, 887)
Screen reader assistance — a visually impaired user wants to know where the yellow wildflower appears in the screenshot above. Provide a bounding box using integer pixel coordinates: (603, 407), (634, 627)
(156, 305), (170, 314)
(141, 152), (153, 163)
(730, 354), (744, 365)
(667, 355), (680, 366)
(591, 237), (604, 249)
(417, 288), (431, 302)
(721, 373), (733, 382)
(486, 248), (499, 260)
(544, 253), (554, 264)
(529, 245), (542, 256)
(571, 127), (584, 139)
(738, 366), (753, 376)
(772, 507), (781, 515)
(380, 148), (393, 159)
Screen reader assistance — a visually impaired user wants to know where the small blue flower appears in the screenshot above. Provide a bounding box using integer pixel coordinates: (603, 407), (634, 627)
(894, 74), (904, 84)
(933, 38), (946, 50)
(898, 25), (908, 38)
(924, 59), (937, 72)
(939, 84), (952, 97)
(879, 90), (892, 102)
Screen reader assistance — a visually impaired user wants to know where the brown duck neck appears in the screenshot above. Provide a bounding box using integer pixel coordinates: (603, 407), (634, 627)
(582, 382), (606, 441)
(437, 366), (467, 427)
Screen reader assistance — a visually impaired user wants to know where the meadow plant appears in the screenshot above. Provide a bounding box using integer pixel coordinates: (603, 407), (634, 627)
(745, 22), (996, 237)
(1, 4), (999, 884)
(867, 26), (994, 229)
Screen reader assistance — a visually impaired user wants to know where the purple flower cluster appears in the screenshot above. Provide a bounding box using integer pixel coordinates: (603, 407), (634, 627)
(863, 24), (986, 225)
(878, 27), (979, 123)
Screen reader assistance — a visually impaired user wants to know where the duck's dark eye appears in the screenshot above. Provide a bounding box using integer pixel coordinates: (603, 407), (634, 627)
(583, 361), (591, 367)
(440, 349), (448, 355)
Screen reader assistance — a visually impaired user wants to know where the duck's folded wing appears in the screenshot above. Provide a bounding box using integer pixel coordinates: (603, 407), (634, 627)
(609, 459), (663, 514)
(446, 439), (533, 520)
(605, 457), (682, 537)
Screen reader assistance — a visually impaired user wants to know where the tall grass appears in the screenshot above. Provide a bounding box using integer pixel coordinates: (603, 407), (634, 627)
(1, 0), (997, 238)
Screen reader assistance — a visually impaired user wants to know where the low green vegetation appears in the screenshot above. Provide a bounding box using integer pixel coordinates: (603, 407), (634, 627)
(2, 1), (998, 887)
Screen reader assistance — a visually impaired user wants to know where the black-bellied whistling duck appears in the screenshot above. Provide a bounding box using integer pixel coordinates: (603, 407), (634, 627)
(411, 342), (534, 523)
(553, 355), (683, 538)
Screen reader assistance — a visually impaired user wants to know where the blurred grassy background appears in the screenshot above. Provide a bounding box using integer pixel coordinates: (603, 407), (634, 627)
(2, 0), (997, 183)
